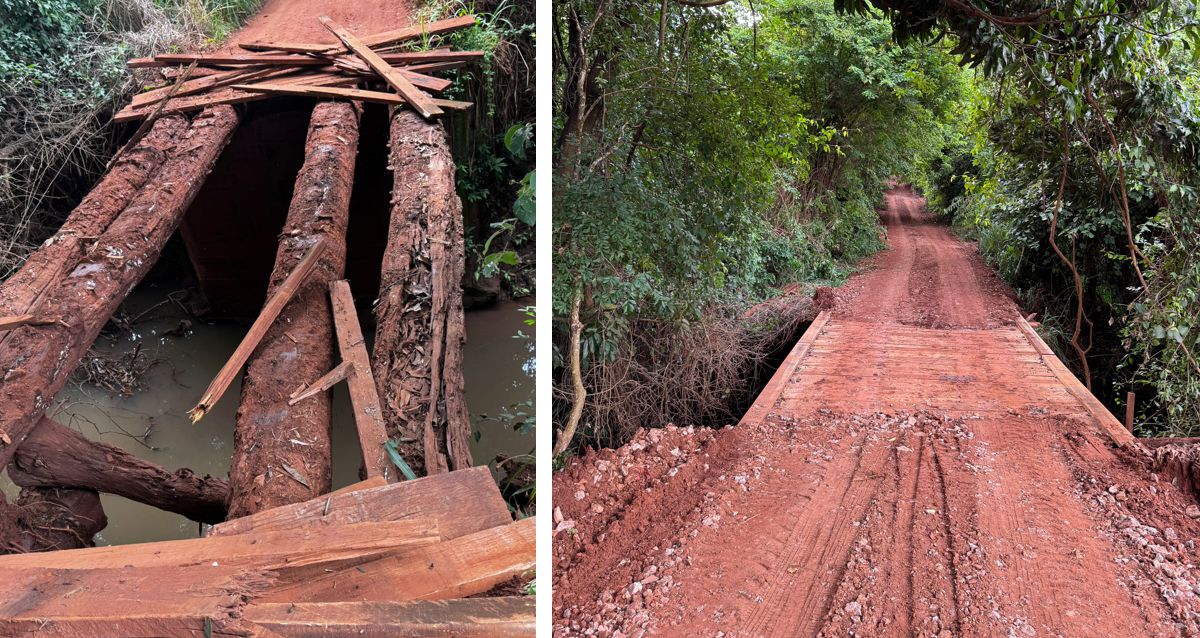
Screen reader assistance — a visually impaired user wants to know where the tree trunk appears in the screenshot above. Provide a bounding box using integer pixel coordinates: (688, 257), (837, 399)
(373, 108), (472, 476)
(0, 106), (238, 471)
(9, 417), (228, 524)
(227, 102), (360, 517)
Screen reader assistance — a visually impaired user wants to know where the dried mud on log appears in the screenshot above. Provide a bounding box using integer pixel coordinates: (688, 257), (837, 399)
(374, 109), (472, 475)
(227, 101), (360, 518)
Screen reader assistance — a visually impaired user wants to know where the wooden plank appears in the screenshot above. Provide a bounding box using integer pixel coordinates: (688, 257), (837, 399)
(114, 73), (357, 122)
(326, 476), (388, 498)
(318, 15), (442, 119)
(130, 66), (301, 108)
(289, 360), (354, 405)
(738, 311), (832, 427)
(328, 57), (453, 91)
(208, 466), (510, 539)
(0, 565), (277, 637)
(260, 517), (535, 603)
(1014, 314), (1136, 447)
(245, 598), (535, 637)
(131, 54), (330, 68)
(330, 280), (394, 482)
(0, 520), (437, 571)
(379, 50), (483, 64)
(239, 15), (477, 54)
(188, 239), (328, 422)
(234, 83), (471, 110)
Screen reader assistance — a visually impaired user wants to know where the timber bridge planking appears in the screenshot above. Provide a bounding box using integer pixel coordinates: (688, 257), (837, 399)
(0, 9), (531, 635)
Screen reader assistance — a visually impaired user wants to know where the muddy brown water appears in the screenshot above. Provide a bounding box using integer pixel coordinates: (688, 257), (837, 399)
(0, 288), (533, 545)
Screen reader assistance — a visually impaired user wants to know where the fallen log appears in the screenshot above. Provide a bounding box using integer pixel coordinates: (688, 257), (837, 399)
(260, 517), (534, 603)
(373, 109), (473, 475)
(226, 102), (360, 518)
(8, 417), (228, 524)
(245, 598), (536, 636)
(209, 465), (509, 539)
(329, 280), (392, 481)
(0, 106), (239, 472)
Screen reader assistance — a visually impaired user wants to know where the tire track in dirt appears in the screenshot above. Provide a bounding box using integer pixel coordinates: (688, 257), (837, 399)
(553, 187), (1200, 637)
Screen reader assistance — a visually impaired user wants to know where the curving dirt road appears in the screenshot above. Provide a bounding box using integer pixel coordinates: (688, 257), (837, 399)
(553, 187), (1200, 637)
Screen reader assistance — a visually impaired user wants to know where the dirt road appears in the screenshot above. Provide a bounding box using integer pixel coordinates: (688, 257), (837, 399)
(553, 187), (1200, 637)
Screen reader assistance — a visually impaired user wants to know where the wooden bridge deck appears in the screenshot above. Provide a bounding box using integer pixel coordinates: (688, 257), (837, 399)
(742, 311), (1136, 448)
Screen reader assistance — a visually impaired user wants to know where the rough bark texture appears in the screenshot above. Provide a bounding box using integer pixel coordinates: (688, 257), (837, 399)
(10, 487), (107, 553)
(374, 108), (472, 475)
(9, 417), (229, 524)
(227, 102), (360, 517)
(0, 106), (238, 472)
(0, 115), (188, 321)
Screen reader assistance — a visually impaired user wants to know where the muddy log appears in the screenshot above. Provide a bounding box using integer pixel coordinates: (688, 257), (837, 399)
(10, 487), (107, 552)
(227, 102), (360, 517)
(373, 109), (472, 475)
(0, 106), (238, 472)
(0, 115), (189, 322)
(8, 417), (229, 524)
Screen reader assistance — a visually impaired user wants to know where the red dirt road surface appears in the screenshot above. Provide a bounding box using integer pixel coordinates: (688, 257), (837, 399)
(553, 187), (1200, 637)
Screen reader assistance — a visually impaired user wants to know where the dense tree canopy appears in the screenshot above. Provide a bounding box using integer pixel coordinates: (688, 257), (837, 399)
(553, 0), (1200, 451)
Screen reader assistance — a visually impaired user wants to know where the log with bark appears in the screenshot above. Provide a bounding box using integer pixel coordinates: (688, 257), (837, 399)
(226, 102), (360, 518)
(373, 109), (473, 476)
(0, 106), (238, 474)
(8, 417), (228, 524)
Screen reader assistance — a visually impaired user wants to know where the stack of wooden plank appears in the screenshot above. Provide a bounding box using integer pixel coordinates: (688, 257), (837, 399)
(0, 466), (535, 636)
(116, 14), (481, 123)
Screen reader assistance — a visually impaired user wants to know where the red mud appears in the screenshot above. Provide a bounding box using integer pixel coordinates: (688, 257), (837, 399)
(553, 188), (1200, 637)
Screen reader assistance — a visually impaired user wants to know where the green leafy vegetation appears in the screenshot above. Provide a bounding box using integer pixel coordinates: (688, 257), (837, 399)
(0, 0), (262, 278)
(552, 0), (968, 452)
(553, 0), (1200, 454)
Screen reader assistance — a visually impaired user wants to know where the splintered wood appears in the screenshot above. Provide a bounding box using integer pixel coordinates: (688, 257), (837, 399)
(0, 469), (534, 635)
(117, 15), (479, 122)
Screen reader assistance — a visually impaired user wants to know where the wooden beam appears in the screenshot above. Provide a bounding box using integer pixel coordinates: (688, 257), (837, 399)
(0, 520), (437, 571)
(238, 15), (477, 54)
(328, 57), (453, 91)
(188, 239), (328, 423)
(1015, 314), (1137, 447)
(245, 598), (535, 637)
(289, 360), (354, 405)
(329, 280), (393, 481)
(130, 66), (303, 108)
(318, 15), (442, 119)
(260, 517), (535, 603)
(209, 466), (510, 539)
(378, 50), (483, 64)
(234, 83), (472, 110)
(1126, 391), (1135, 432)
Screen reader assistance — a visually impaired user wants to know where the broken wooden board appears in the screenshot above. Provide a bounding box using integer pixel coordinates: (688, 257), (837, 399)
(245, 598), (535, 637)
(319, 15), (442, 119)
(260, 517), (534, 603)
(0, 520), (437, 571)
(114, 72), (357, 122)
(209, 466), (510, 539)
(189, 239), (328, 422)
